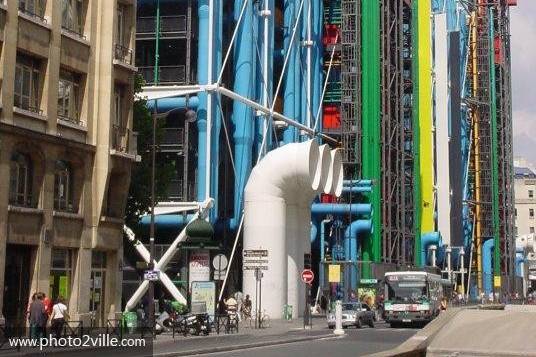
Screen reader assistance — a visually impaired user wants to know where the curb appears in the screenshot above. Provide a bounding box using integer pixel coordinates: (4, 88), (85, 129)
(153, 333), (337, 357)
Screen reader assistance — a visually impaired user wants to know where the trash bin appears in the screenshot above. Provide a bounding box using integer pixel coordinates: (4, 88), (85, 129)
(123, 311), (137, 334)
(283, 305), (293, 321)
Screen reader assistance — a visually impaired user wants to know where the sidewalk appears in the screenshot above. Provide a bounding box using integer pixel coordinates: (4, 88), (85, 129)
(152, 316), (335, 356)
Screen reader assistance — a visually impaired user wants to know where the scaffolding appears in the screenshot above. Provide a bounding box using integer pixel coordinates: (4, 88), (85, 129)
(494, 2), (515, 289)
(340, 0), (361, 178)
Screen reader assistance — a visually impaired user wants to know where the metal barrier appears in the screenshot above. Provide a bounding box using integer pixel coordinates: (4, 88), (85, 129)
(63, 320), (84, 339)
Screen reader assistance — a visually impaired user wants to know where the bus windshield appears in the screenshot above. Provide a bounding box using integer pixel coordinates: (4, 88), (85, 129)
(385, 279), (428, 303)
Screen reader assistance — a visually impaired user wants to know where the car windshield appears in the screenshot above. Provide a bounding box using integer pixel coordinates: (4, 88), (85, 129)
(341, 303), (358, 311)
(386, 280), (428, 303)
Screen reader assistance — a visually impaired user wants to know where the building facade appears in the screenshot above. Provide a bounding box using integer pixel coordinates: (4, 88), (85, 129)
(0, 0), (137, 328)
(514, 165), (536, 237)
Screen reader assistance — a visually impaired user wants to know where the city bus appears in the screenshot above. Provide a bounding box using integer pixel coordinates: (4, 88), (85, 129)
(383, 271), (452, 327)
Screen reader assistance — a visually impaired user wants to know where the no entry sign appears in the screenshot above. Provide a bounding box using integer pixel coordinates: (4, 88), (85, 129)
(301, 269), (314, 284)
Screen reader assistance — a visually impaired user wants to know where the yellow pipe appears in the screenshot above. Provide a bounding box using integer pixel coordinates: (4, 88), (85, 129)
(470, 11), (482, 293)
(418, 0), (434, 234)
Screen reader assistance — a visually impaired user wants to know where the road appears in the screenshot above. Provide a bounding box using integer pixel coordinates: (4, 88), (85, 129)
(182, 322), (418, 357)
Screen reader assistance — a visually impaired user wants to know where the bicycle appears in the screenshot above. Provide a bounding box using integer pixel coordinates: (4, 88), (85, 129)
(249, 309), (270, 329)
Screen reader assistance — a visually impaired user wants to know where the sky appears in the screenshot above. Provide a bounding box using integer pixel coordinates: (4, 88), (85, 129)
(510, 2), (536, 166)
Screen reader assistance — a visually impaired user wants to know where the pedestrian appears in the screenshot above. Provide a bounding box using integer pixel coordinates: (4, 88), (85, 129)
(42, 293), (53, 317)
(440, 297), (448, 312)
(50, 296), (69, 337)
(234, 291), (243, 321)
(242, 294), (252, 319)
(320, 295), (328, 314)
(29, 293), (47, 340)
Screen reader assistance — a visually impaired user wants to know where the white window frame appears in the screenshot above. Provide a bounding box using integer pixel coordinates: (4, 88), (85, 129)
(58, 70), (81, 124)
(14, 56), (41, 113)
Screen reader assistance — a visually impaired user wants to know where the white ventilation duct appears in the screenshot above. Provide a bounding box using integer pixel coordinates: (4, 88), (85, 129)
(243, 140), (342, 317)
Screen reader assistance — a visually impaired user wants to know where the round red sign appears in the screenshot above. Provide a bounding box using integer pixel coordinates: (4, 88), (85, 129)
(301, 269), (314, 284)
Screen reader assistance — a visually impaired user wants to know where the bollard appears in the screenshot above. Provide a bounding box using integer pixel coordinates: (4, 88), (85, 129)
(333, 300), (345, 335)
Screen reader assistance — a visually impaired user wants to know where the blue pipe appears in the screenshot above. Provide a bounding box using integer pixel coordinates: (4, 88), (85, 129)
(343, 180), (373, 187)
(344, 220), (373, 290)
(140, 214), (195, 229)
(311, 220), (318, 243)
(283, 0), (297, 143)
(209, 0), (222, 222)
(230, 0), (256, 229)
(482, 238), (494, 295)
(146, 97), (199, 112)
(319, 220), (328, 287)
(311, 203), (372, 216)
(515, 253), (524, 278)
(421, 232), (440, 267)
(196, 0), (210, 202)
(312, 0), (323, 136)
(254, 0), (274, 158)
(342, 186), (372, 193)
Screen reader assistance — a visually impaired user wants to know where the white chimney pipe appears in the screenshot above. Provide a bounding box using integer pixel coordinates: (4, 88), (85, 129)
(243, 140), (341, 317)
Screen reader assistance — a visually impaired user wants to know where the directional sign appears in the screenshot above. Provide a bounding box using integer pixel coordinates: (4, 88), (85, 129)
(243, 250), (269, 271)
(243, 249), (268, 257)
(144, 270), (160, 281)
(301, 269), (314, 284)
(213, 269), (227, 280)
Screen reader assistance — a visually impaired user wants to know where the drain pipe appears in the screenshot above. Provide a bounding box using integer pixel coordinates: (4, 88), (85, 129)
(482, 238), (494, 295)
(230, 0), (256, 229)
(344, 219), (373, 290)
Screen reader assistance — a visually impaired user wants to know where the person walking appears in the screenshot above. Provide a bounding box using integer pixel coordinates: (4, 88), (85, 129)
(50, 296), (69, 337)
(29, 293), (47, 340)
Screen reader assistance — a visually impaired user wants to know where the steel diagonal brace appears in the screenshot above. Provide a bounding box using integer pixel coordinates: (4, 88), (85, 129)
(123, 199), (214, 311)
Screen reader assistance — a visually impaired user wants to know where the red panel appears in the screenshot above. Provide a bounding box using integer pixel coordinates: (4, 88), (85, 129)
(323, 25), (339, 45)
(507, 0), (517, 6)
(323, 105), (340, 129)
(494, 36), (503, 64)
(320, 194), (336, 203)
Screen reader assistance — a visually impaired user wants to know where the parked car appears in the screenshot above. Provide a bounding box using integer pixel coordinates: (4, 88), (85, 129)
(327, 302), (375, 329)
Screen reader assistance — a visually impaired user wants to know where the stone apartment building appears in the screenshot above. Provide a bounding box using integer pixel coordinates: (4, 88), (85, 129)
(514, 163), (536, 237)
(0, 0), (137, 328)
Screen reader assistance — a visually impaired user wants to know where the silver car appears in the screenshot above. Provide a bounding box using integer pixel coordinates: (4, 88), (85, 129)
(327, 302), (375, 329)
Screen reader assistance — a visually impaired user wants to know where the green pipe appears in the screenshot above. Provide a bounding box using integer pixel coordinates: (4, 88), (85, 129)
(412, 0), (422, 266)
(361, 0), (381, 269)
(154, 0), (161, 84)
(489, 8), (500, 279)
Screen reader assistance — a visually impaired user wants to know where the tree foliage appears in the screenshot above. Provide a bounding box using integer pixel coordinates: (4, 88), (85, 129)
(125, 75), (175, 229)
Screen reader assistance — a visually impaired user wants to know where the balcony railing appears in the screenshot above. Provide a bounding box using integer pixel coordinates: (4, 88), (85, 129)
(111, 125), (138, 156)
(139, 65), (186, 85)
(160, 128), (184, 152)
(58, 113), (83, 126)
(18, 2), (46, 23)
(166, 179), (184, 202)
(136, 16), (187, 38)
(62, 25), (86, 40)
(114, 44), (134, 66)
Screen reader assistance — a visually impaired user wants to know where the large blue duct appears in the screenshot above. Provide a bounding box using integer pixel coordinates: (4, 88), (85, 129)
(230, 0), (256, 229)
(343, 180), (372, 187)
(342, 186), (372, 194)
(482, 238), (494, 295)
(140, 214), (195, 229)
(421, 232), (441, 267)
(311, 203), (372, 216)
(312, 0), (323, 134)
(146, 97), (199, 113)
(344, 220), (373, 290)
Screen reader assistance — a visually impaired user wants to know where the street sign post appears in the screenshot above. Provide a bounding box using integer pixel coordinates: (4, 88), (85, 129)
(301, 269), (314, 329)
(243, 250), (269, 329)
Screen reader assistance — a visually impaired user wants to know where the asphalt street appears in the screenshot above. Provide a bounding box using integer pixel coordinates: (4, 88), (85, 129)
(180, 322), (418, 357)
